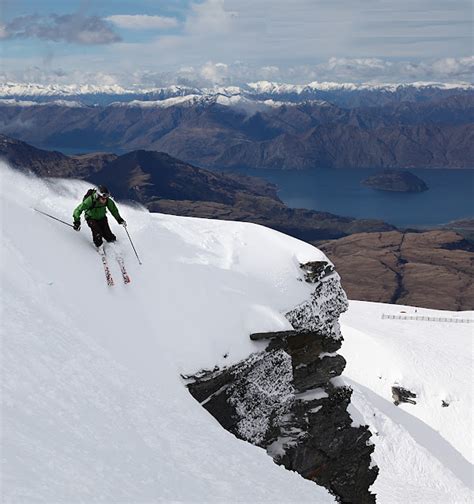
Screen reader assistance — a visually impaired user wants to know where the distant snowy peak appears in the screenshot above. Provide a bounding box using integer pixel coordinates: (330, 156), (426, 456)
(0, 81), (209, 99)
(110, 93), (249, 108)
(0, 95), (323, 112)
(1, 80), (471, 97)
(108, 93), (311, 110)
(247, 80), (474, 94)
(0, 98), (86, 108)
(0, 80), (472, 108)
(0, 82), (203, 107)
(109, 94), (204, 108)
(0, 82), (132, 97)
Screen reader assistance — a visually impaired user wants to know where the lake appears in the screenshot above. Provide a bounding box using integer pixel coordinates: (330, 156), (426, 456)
(49, 142), (474, 229)
(228, 168), (474, 229)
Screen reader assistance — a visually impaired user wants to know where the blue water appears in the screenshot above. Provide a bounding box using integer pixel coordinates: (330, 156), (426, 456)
(230, 168), (474, 228)
(47, 140), (474, 228)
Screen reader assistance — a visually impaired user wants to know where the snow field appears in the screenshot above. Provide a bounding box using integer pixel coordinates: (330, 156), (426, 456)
(1, 164), (333, 502)
(341, 301), (473, 503)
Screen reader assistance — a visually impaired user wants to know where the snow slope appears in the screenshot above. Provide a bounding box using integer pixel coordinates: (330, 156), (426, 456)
(1, 164), (472, 503)
(341, 301), (473, 503)
(0, 164), (333, 503)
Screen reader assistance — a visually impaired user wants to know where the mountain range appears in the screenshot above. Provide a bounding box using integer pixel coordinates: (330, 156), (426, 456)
(0, 83), (472, 170)
(1, 80), (472, 107)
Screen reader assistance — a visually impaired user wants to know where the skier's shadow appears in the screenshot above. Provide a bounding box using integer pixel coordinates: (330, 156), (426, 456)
(346, 378), (473, 490)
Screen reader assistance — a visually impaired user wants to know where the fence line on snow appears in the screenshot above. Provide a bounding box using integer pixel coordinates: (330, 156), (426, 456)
(381, 314), (473, 324)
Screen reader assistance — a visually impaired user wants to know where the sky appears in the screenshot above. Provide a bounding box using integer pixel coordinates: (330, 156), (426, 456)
(0, 0), (472, 87)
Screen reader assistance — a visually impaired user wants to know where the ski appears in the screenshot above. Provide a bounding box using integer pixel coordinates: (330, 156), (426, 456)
(98, 246), (114, 286)
(115, 255), (131, 284)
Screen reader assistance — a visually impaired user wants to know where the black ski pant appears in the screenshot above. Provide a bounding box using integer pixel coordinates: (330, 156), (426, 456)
(86, 217), (116, 247)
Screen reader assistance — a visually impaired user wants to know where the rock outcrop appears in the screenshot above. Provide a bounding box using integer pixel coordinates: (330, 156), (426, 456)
(184, 261), (378, 503)
(392, 386), (417, 406)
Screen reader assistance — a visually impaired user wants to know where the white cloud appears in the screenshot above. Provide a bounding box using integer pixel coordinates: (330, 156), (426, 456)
(123, 0), (471, 78)
(260, 66), (280, 79)
(312, 56), (474, 82)
(185, 0), (238, 35)
(3, 55), (473, 87)
(430, 56), (474, 77)
(199, 62), (229, 84)
(105, 15), (179, 30)
(326, 58), (391, 72)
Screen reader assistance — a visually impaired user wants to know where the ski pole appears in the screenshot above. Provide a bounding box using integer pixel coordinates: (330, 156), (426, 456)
(124, 226), (142, 265)
(34, 208), (74, 228)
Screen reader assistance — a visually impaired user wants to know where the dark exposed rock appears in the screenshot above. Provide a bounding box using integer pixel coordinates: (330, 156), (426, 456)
(293, 354), (346, 392)
(392, 386), (417, 406)
(185, 261), (377, 503)
(279, 385), (376, 504)
(300, 261), (335, 283)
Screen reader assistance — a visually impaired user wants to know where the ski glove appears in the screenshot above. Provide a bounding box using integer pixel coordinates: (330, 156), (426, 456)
(73, 220), (81, 231)
(120, 220), (127, 228)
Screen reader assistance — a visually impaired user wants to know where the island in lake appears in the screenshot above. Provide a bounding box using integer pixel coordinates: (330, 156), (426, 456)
(361, 170), (429, 192)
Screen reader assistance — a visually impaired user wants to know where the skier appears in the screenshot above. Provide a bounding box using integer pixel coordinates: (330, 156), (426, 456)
(73, 185), (127, 247)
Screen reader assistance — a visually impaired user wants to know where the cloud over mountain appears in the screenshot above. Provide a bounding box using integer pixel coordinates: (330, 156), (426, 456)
(1, 55), (472, 88)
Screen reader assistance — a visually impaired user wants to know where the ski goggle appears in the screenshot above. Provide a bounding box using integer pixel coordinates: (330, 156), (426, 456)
(97, 192), (110, 199)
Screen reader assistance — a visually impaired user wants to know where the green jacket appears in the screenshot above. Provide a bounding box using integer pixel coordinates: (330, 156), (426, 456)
(73, 193), (123, 223)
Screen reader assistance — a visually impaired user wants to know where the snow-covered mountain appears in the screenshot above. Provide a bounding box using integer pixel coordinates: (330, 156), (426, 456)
(0, 80), (472, 107)
(1, 163), (473, 502)
(247, 80), (474, 94)
(1, 80), (472, 98)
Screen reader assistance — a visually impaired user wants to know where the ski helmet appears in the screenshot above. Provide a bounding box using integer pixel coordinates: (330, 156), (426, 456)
(97, 185), (110, 198)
